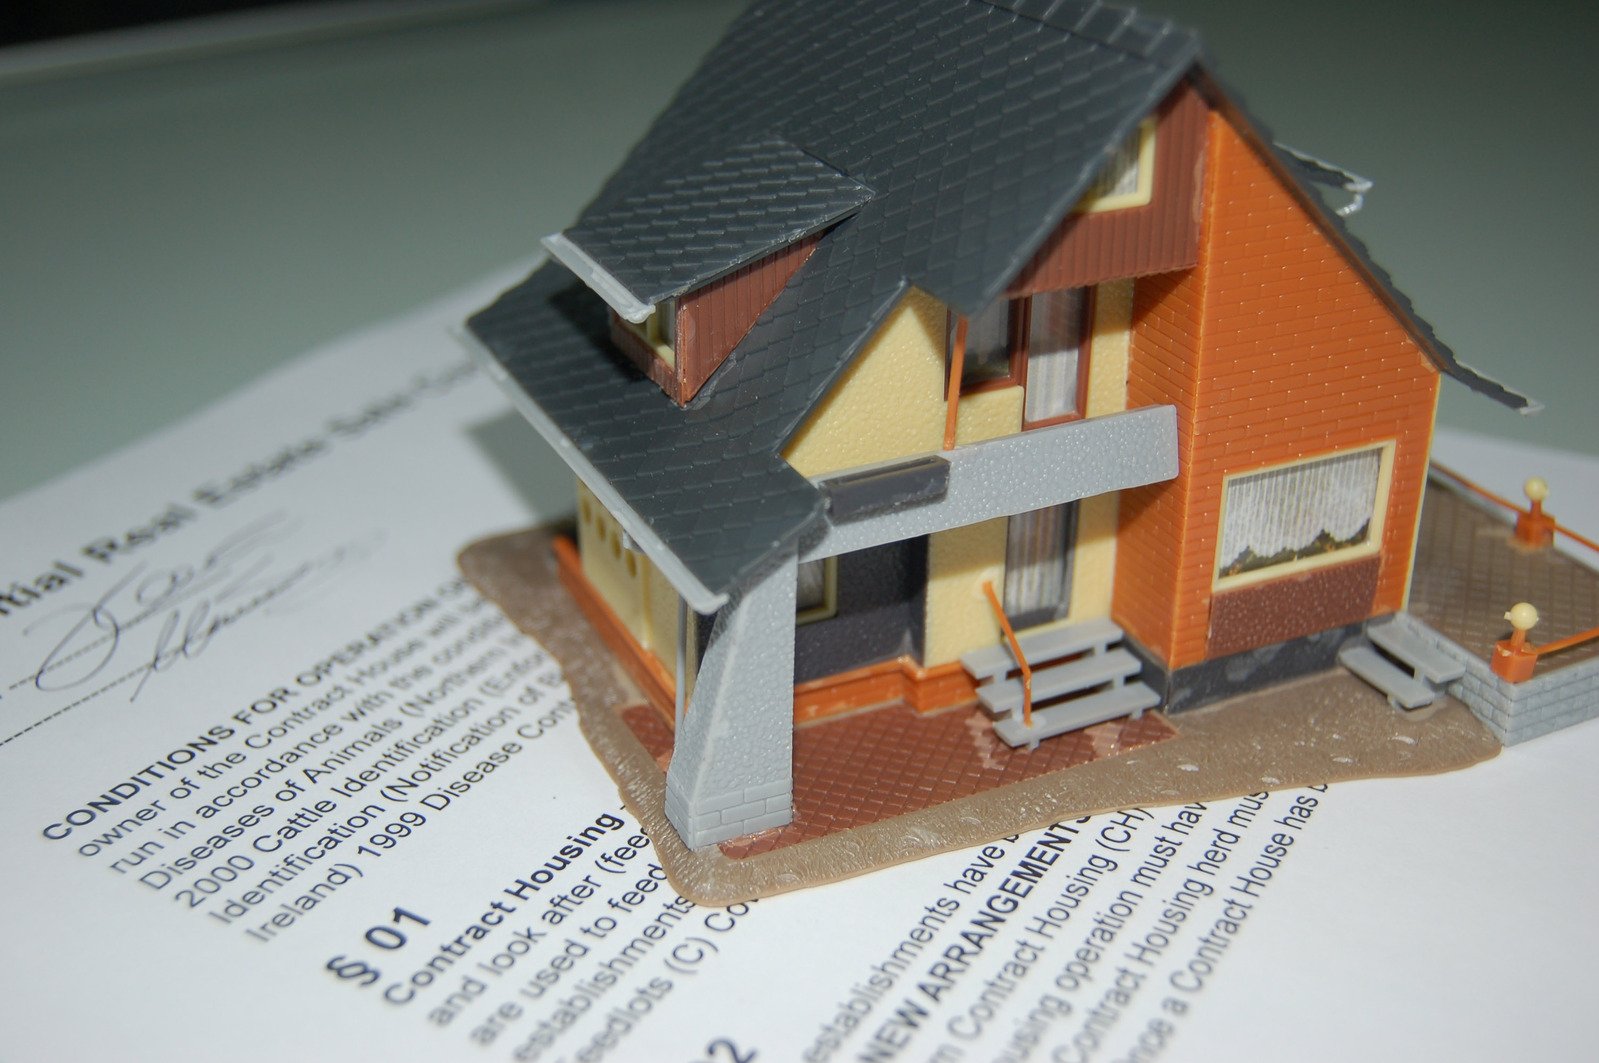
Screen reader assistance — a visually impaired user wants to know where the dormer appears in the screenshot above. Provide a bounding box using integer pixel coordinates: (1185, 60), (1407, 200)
(606, 233), (822, 404)
(542, 137), (872, 406)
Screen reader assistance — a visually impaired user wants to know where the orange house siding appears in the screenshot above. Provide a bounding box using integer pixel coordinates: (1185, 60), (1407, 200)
(1115, 108), (1439, 670)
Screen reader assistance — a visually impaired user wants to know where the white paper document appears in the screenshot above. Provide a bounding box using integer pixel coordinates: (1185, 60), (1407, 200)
(3, 278), (1595, 1062)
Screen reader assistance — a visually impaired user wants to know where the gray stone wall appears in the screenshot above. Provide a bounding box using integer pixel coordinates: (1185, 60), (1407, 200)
(1393, 612), (1599, 745)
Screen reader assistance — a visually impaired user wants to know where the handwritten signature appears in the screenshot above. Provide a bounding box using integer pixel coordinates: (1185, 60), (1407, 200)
(17, 512), (379, 703)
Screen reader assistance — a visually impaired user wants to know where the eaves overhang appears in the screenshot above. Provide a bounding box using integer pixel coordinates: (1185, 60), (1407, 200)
(547, 136), (874, 322)
(459, 322), (732, 613)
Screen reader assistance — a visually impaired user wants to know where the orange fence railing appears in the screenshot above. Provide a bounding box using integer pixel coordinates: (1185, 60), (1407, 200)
(1430, 464), (1599, 680)
(1431, 464), (1599, 555)
(980, 579), (1032, 728)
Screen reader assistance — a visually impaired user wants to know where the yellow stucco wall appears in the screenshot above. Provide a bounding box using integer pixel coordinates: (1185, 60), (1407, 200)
(642, 562), (681, 671)
(576, 483), (645, 641)
(579, 279), (1138, 677)
(577, 481), (685, 679)
(782, 288), (947, 478)
(773, 281), (1137, 667)
(779, 286), (1031, 666)
(1085, 280), (1132, 419)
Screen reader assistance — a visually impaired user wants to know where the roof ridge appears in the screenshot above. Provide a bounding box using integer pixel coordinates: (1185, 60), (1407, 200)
(978, 0), (1196, 65)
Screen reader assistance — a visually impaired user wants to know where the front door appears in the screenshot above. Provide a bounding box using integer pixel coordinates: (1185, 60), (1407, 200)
(1004, 502), (1078, 628)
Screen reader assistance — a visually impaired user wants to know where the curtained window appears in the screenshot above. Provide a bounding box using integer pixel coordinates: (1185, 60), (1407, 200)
(1216, 447), (1387, 582)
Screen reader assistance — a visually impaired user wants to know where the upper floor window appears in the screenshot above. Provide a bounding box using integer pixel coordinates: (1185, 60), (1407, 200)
(949, 288), (1090, 425)
(1022, 288), (1088, 427)
(959, 299), (1023, 389)
(1077, 118), (1157, 214)
(1215, 444), (1392, 588)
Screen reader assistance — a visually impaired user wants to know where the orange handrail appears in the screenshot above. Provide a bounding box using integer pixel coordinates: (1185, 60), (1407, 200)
(981, 579), (1032, 728)
(1532, 628), (1599, 659)
(1493, 621), (1599, 682)
(1431, 463), (1599, 555)
(1430, 462), (1521, 513)
(943, 318), (968, 451)
(1559, 523), (1599, 555)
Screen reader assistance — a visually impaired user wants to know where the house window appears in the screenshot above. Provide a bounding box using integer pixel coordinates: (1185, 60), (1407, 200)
(953, 299), (1022, 389)
(623, 297), (677, 366)
(1022, 288), (1088, 426)
(1215, 444), (1392, 587)
(1077, 117), (1157, 214)
(796, 557), (837, 624)
(949, 289), (1090, 421)
(1005, 502), (1078, 628)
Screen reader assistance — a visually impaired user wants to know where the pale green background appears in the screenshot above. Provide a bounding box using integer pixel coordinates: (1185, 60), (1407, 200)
(1, 0), (1592, 503)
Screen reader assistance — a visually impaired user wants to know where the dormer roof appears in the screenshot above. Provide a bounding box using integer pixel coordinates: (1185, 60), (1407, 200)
(544, 137), (873, 322)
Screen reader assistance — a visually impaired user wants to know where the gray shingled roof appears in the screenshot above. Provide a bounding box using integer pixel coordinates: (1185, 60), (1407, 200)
(468, 0), (1530, 611)
(549, 137), (874, 319)
(471, 0), (1199, 609)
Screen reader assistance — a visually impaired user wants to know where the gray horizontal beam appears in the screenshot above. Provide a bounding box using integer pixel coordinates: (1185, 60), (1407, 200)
(799, 405), (1178, 562)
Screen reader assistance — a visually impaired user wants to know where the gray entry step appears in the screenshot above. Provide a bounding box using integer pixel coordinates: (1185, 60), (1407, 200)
(1338, 644), (1437, 709)
(1366, 618), (1465, 685)
(961, 616), (1124, 682)
(993, 684), (1161, 747)
(977, 648), (1143, 719)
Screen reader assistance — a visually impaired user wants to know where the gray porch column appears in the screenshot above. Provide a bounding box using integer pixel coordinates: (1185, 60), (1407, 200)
(664, 550), (796, 848)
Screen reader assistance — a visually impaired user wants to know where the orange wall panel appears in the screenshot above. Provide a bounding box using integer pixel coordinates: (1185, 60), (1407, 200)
(1115, 107), (1440, 669)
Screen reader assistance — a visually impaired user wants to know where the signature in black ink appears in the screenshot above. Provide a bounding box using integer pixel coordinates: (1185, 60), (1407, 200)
(19, 513), (379, 703)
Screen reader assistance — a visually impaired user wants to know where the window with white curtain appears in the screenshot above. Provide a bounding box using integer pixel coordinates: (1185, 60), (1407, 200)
(1216, 446), (1387, 583)
(1079, 117), (1156, 213)
(1023, 288), (1087, 425)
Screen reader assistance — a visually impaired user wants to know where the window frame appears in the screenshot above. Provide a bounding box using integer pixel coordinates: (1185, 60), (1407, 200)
(1076, 117), (1158, 215)
(947, 289), (1093, 424)
(949, 300), (1027, 393)
(1019, 287), (1093, 429)
(1212, 442), (1395, 591)
(621, 296), (678, 367)
(795, 556), (838, 625)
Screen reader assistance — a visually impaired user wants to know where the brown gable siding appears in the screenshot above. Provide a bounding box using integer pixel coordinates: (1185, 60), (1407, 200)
(677, 233), (821, 403)
(1008, 80), (1207, 297)
(608, 234), (820, 405)
(1114, 107), (1439, 670)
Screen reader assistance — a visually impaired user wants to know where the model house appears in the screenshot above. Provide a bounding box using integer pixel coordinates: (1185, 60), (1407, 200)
(466, 0), (1530, 850)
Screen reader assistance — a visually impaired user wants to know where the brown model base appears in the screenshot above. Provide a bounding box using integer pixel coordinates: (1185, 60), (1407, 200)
(460, 527), (1499, 905)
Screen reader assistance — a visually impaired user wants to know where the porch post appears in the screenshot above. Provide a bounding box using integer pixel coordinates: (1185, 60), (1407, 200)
(663, 549), (796, 848)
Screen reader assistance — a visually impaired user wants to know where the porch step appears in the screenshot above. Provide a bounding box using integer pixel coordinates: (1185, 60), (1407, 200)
(993, 684), (1161, 747)
(976, 648), (1142, 719)
(1337, 644), (1438, 710)
(961, 615), (1123, 683)
(1366, 618), (1465, 685)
